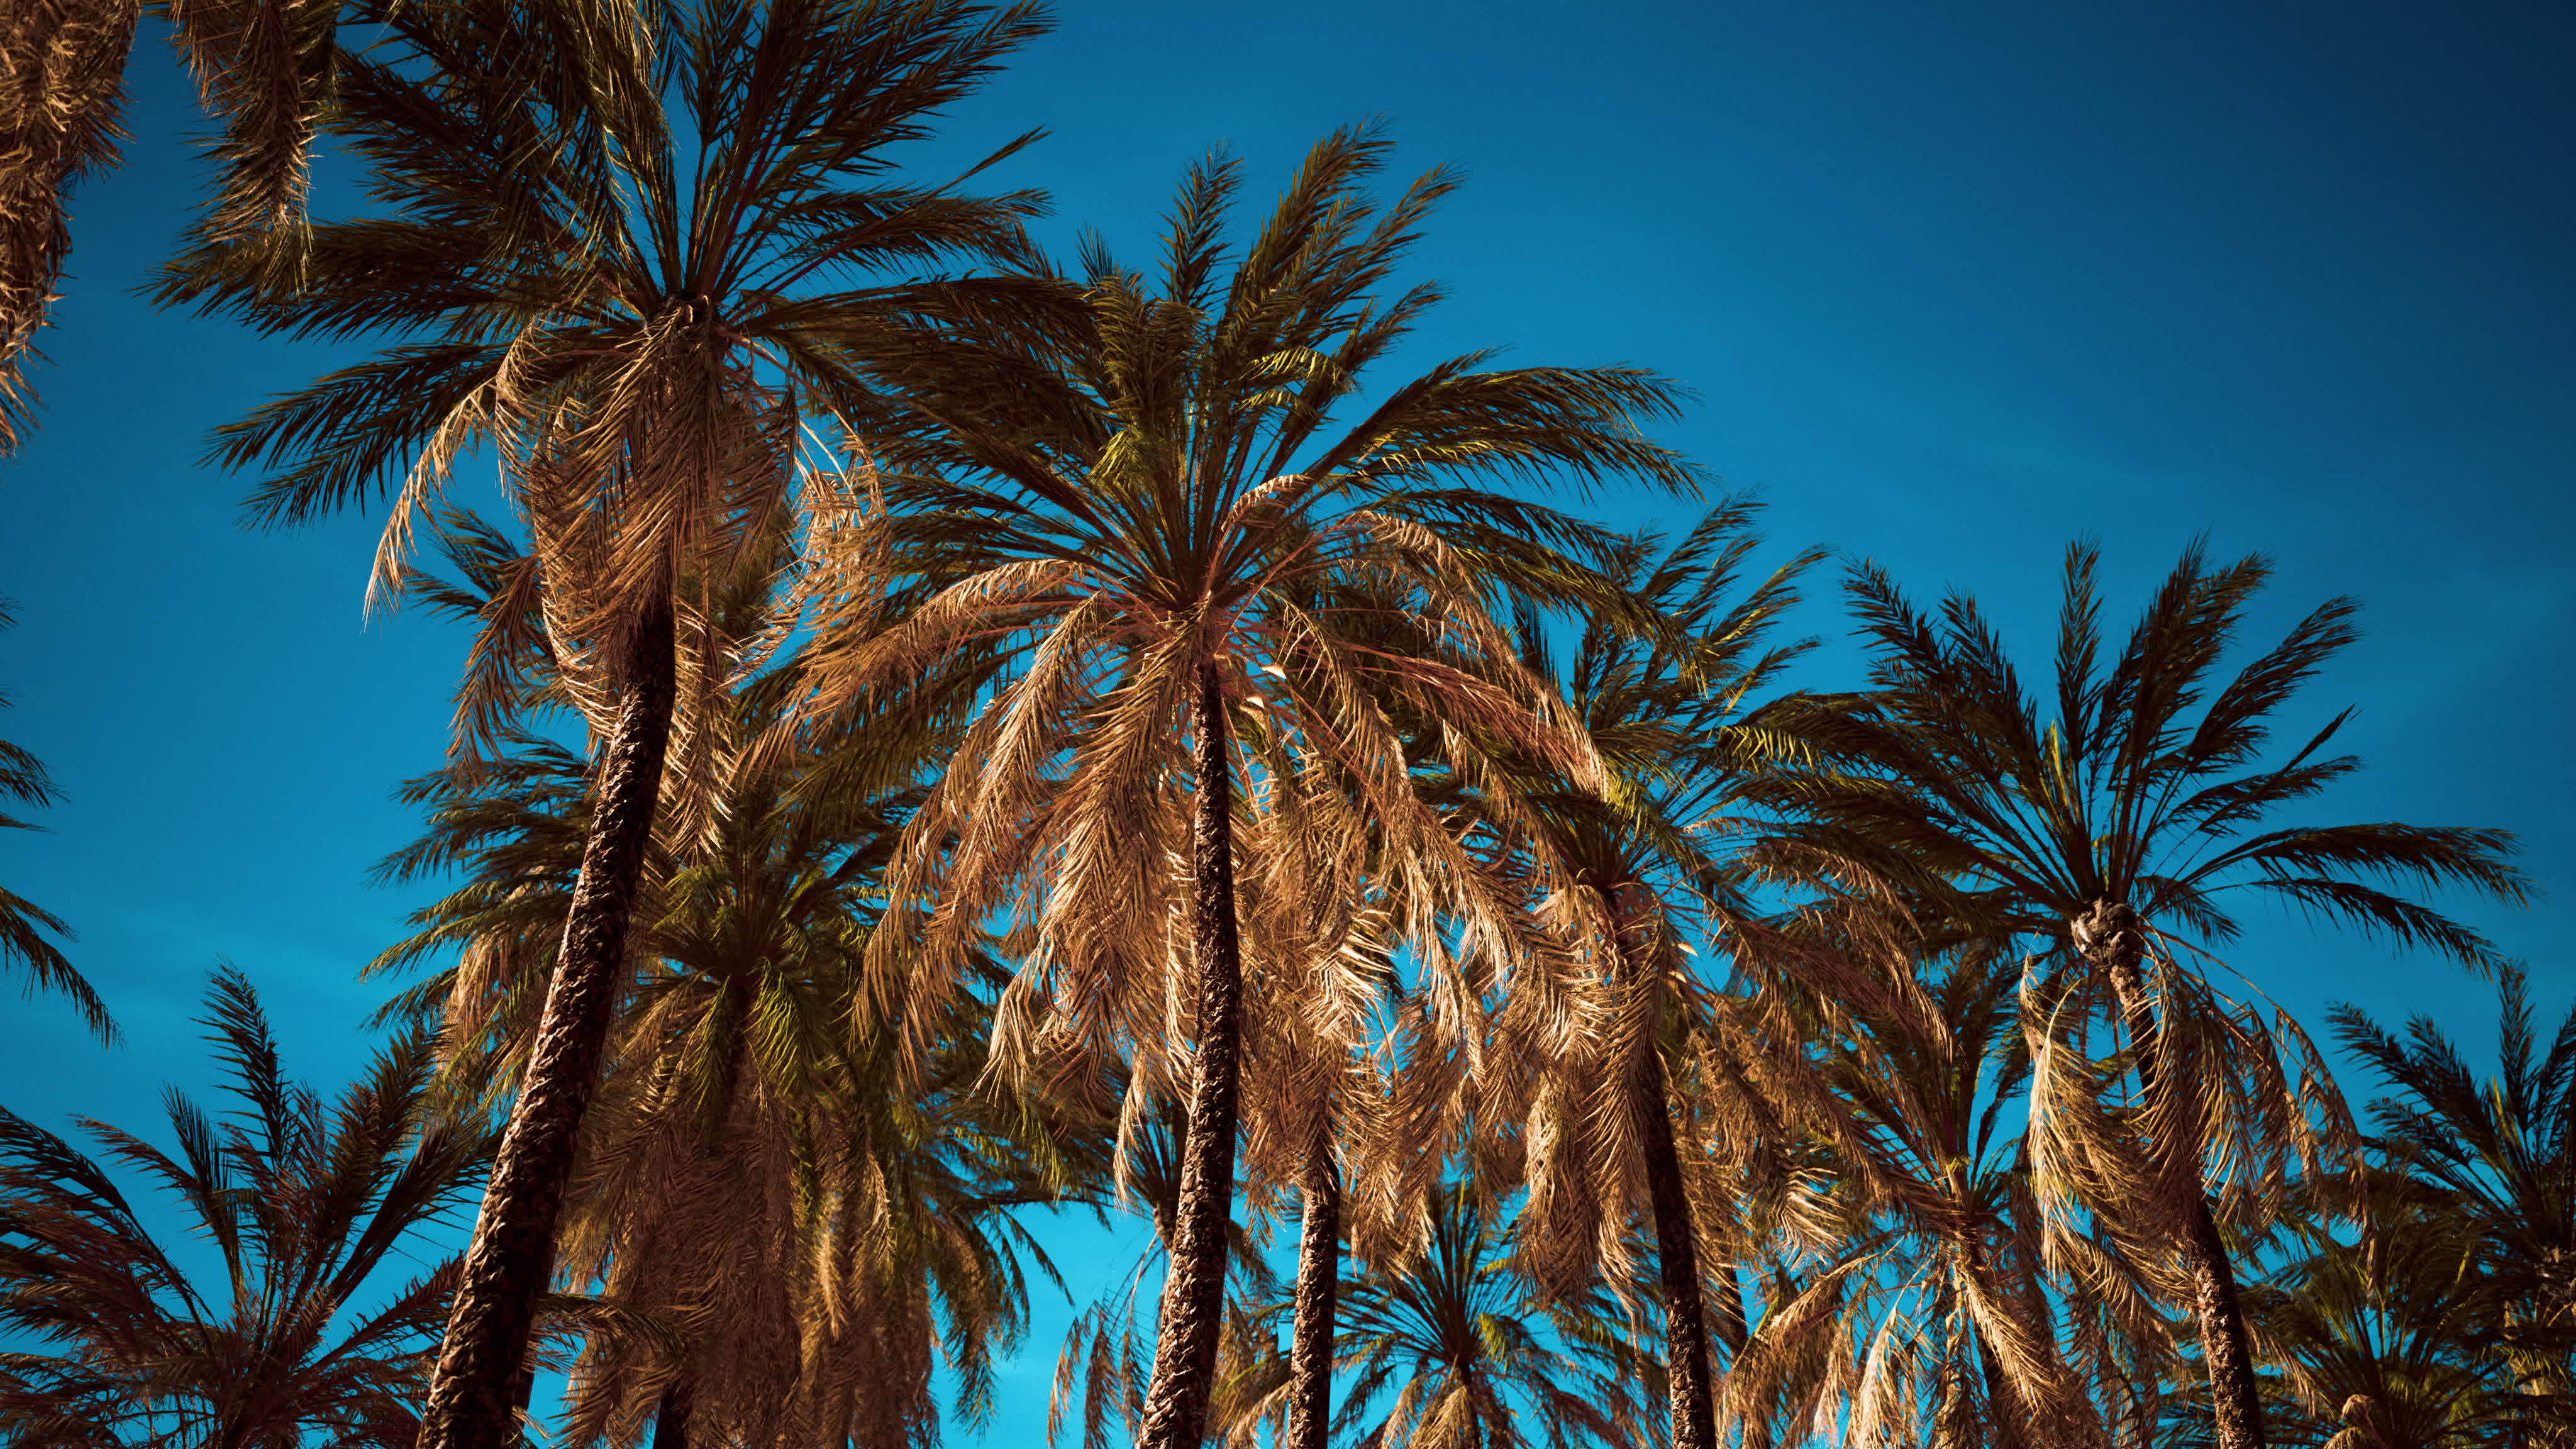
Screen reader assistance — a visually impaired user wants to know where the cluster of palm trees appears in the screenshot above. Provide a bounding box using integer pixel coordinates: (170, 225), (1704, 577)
(0, 2), (2558, 1448)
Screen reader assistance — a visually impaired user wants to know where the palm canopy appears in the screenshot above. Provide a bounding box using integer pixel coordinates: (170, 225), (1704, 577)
(2247, 1202), (2536, 1449)
(1330, 1184), (1651, 1449)
(799, 122), (1699, 1087)
(164, 0), (1053, 755)
(1771, 541), (2525, 959)
(0, 967), (494, 1448)
(2333, 967), (2576, 1401)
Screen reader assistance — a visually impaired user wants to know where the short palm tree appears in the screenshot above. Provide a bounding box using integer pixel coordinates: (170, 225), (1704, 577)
(0, 966), (494, 1448)
(1756, 543), (2529, 1449)
(163, 2), (1054, 1440)
(2333, 966), (2576, 1428)
(0, 598), (105, 1037)
(1331, 1183), (1651, 1449)
(1725, 943), (2101, 1449)
(791, 125), (1697, 1447)
(2247, 1201), (2536, 1449)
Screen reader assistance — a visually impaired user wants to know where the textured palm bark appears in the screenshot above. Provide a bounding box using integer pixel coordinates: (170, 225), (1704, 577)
(421, 596), (677, 1449)
(1284, 1132), (1342, 1449)
(1136, 662), (1248, 1449)
(2079, 900), (2268, 1449)
(1637, 1041), (1719, 1449)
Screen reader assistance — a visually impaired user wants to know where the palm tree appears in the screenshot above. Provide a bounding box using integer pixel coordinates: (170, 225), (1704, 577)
(1755, 542), (2529, 1449)
(1483, 504), (1816, 1449)
(1328, 1183), (1651, 1449)
(1723, 942), (2103, 1449)
(0, 598), (106, 1037)
(2244, 1200), (2539, 1449)
(371, 514), (1072, 1448)
(789, 124), (1698, 1447)
(2332, 966), (2576, 1434)
(0, 0), (341, 451)
(163, 3), (1054, 1440)
(0, 966), (494, 1447)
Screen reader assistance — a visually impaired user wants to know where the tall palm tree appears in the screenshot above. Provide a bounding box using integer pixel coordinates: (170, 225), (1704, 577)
(371, 513), (1071, 1449)
(0, 598), (106, 1038)
(0, 966), (494, 1447)
(164, 3), (1054, 1440)
(790, 124), (1698, 1447)
(1489, 504), (1818, 1449)
(1755, 542), (2529, 1449)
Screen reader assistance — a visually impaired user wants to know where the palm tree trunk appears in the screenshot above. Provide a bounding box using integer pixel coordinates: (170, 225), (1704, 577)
(1637, 1039), (1719, 1449)
(2078, 900), (2267, 1449)
(1137, 662), (1248, 1449)
(1285, 1128), (1341, 1449)
(421, 593), (677, 1449)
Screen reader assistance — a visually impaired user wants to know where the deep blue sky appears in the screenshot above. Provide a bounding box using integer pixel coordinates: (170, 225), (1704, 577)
(1, 0), (2569, 1435)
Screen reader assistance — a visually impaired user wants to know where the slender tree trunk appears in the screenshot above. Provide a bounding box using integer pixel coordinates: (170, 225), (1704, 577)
(652, 1375), (692, 1449)
(1137, 662), (1248, 1449)
(421, 594), (678, 1449)
(1637, 1038), (1719, 1449)
(2077, 899), (2267, 1449)
(1285, 1127), (1341, 1449)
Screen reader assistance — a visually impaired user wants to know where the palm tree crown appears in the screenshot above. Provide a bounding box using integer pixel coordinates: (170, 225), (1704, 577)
(0, 967), (494, 1448)
(164, 3), (1059, 1441)
(1757, 541), (2529, 1449)
(789, 123), (1700, 1448)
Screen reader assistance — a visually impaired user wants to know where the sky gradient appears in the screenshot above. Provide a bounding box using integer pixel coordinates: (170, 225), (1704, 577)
(1, 0), (2569, 1434)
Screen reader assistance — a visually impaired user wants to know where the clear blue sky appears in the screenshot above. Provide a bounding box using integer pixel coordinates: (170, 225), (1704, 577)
(1, 0), (2568, 1435)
